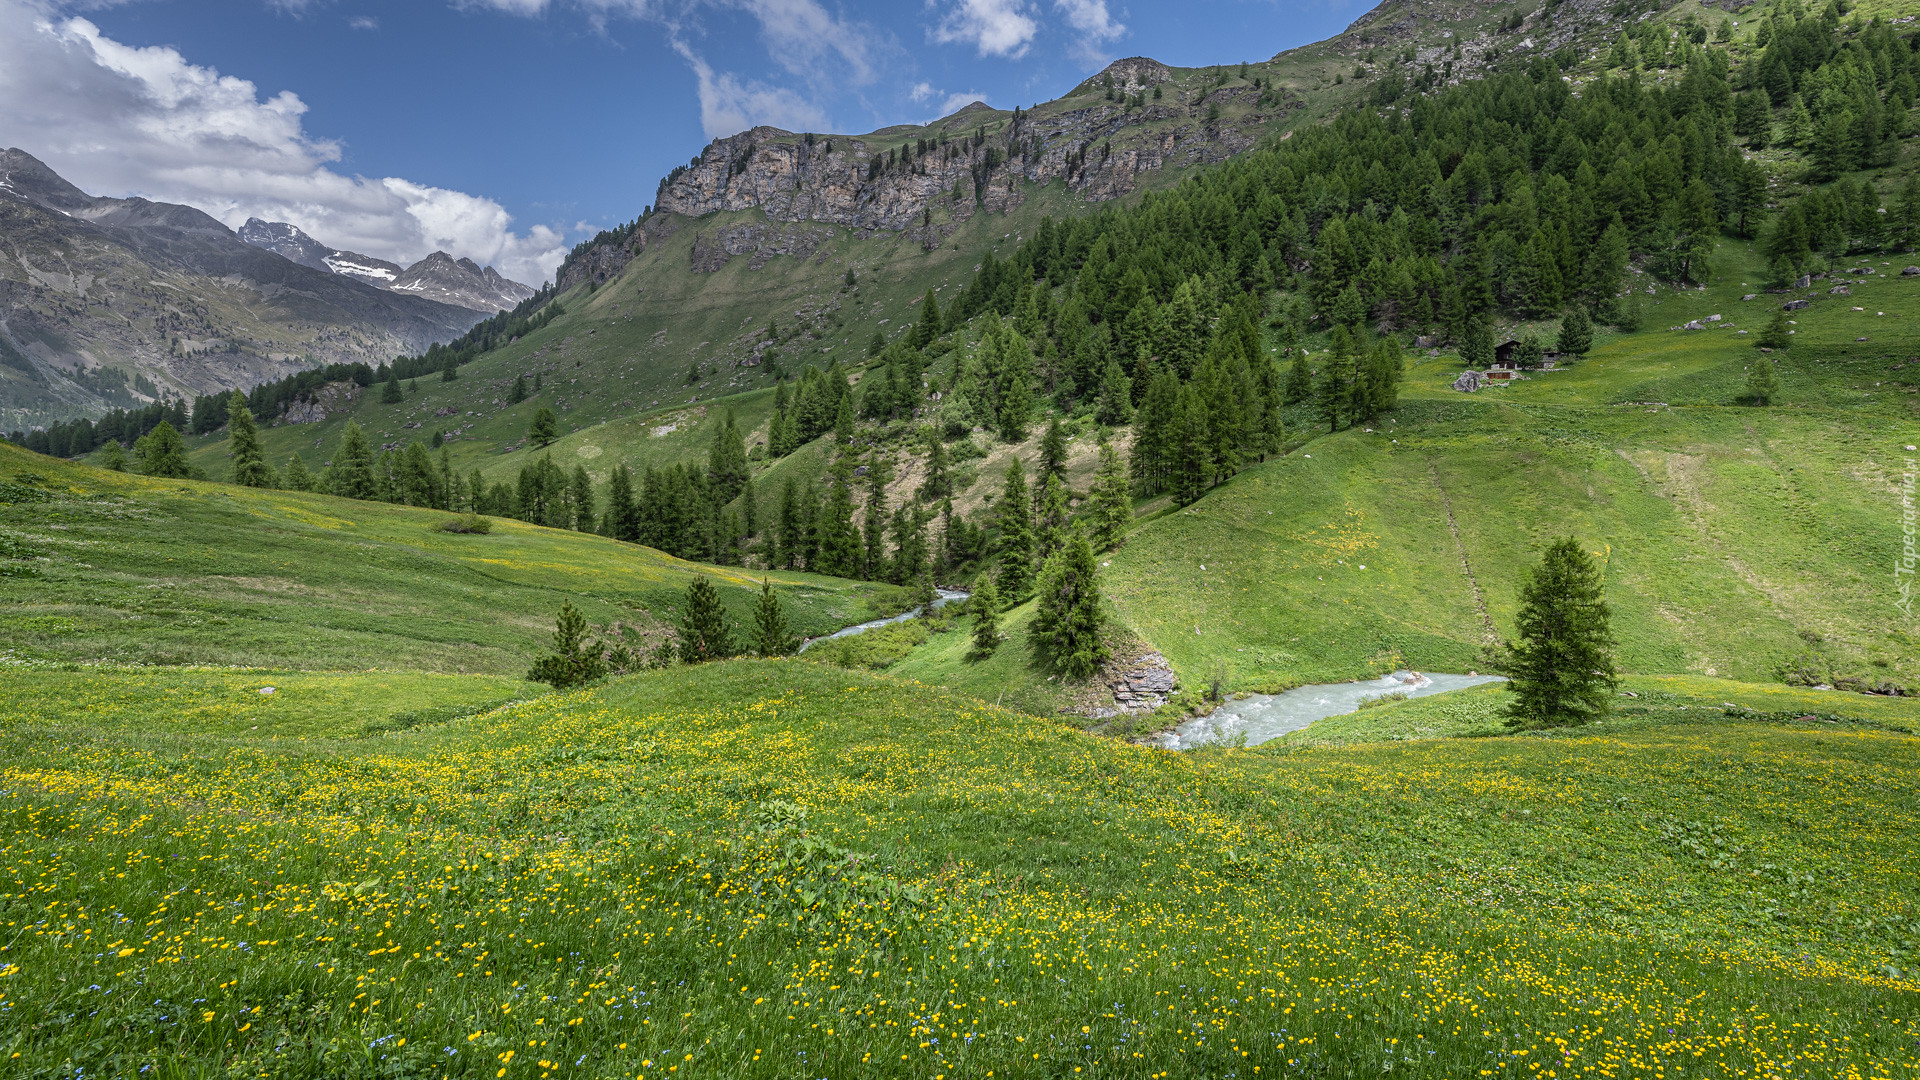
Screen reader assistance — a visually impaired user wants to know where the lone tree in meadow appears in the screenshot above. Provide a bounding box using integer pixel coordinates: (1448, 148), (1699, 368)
(1504, 537), (1618, 729)
(1029, 527), (1109, 679)
(969, 576), (1001, 659)
(752, 578), (798, 657)
(331, 422), (377, 499)
(1756, 309), (1793, 350)
(135, 420), (192, 478)
(678, 576), (736, 664)
(1745, 357), (1781, 406)
(528, 599), (608, 689)
(529, 407), (559, 448)
(1556, 304), (1593, 359)
(225, 391), (274, 488)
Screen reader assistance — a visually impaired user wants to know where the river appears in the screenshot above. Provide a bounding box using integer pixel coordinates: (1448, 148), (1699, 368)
(796, 589), (970, 653)
(1149, 670), (1506, 749)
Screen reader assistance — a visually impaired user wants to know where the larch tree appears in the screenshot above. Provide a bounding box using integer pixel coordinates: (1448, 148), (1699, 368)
(528, 599), (608, 689)
(1029, 527), (1109, 679)
(752, 578), (798, 657)
(1504, 537), (1618, 729)
(225, 391), (274, 488)
(678, 576), (736, 664)
(1085, 438), (1132, 553)
(993, 458), (1035, 603)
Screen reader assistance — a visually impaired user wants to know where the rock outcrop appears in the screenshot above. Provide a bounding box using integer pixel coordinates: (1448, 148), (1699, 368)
(648, 59), (1295, 235)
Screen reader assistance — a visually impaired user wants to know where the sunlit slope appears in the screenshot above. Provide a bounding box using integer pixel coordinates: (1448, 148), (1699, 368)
(1108, 255), (1920, 693)
(172, 187), (1089, 487)
(0, 441), (906, 673)
(4, 660), (1916, 1075)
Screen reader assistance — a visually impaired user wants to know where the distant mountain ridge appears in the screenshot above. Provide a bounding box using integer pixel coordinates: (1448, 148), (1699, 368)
(237, 218), (534, 314)
(0, 148), (483, 428)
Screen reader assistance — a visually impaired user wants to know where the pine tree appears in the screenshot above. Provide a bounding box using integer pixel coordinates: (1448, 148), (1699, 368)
(1094, 356), (1133, 424)
(1170, 383), (1212, 505)
(832, 395), (854, 445)
(816, 459), (862, 576)
(569, 465), (595, 531)
(994, 459), (1034, 603)
(1503, 538), (1617, 729)
(918, 430), (951, 502)
(1556, 304), (1593, 359)
(708, 408), (749, 502)
(99, 442), (128, 471)
(752, 578), (797, 656)
(861, 454), (891, 580)
(1038, 416), (1068, 482)
(1030, 527), (1109, 678)
(1460, 315), (1495, 369)
(606, 464), (640, 541)
(1086, 437), (1131, 553)
(382, 373), (404, 404)
(1745, 357), (1781, 405)
(226, 391), (274, 488)
(529, 407), (559, 448)
(1284, 351), (1314, 405)
(331, 422), (376, 498)
(1033, 472), (1070, 561)
(1757, 309), (1793, 350)
(527, 599), (608, 688)
(509, 374), (529, 405)
(135, 420), (192, 478)
(440, 352), (458, 381)
(678, 576), (736, 663)
(969, 577), (1001, 658)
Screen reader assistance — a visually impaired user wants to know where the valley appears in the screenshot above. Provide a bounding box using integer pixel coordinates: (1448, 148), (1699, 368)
(4, 0), (1920, 1074)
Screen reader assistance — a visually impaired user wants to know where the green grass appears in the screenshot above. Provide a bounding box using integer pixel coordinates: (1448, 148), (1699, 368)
(0, 442), (908, 674)
(1263, 673), (1920, 750)
(0, 666), (537, 739)
(3, 660), (1915, 1077)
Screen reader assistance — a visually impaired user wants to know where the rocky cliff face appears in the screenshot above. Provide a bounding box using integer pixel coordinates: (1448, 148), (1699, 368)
(557, 58), (1297, 288)
(654, 62), (1289, 232)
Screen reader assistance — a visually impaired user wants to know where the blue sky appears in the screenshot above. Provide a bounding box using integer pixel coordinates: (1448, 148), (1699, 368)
(0, 0), (1366, 283)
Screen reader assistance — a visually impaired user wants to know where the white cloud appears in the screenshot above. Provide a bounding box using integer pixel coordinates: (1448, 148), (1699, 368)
(937, 90), (989, 116)
(347, 14), (377, 30)
(929, 0), (1037, 59)
(909, 80), (936, 103)
(672, 39), (827, 137)
(0, 1), (566, 284)
(1053, 0), (1124, 63)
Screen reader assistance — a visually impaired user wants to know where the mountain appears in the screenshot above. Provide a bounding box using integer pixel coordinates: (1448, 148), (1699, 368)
(235, 218), (404, 285)
(0, 148), (485, 429)
(386, 250), (536, 313)
(237, 218), (536, 313)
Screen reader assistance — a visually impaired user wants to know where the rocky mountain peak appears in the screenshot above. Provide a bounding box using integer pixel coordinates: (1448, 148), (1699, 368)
(0, 148), (97, 214)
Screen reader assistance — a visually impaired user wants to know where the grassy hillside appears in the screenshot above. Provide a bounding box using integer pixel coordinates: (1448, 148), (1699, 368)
(4, 659), (1916, 1077)
(0, 441), (908, 674)
(865, 240), (1917, 712)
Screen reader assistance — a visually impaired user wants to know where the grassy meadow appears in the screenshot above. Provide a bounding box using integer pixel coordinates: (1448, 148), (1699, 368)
(0, 441), (908, 674)
(2, 660), (1916, 1079)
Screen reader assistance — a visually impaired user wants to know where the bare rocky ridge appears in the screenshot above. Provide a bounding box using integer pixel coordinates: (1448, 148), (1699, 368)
(556, 57), (1298, 291)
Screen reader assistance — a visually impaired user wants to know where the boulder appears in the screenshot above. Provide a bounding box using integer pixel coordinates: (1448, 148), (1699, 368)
(1452, 370), (1485, 392)
(1830, 285), (1851, 295)
(1741, 293), (1757, 301)
(1794, 274), (1813, 288)
(1905, 266), (1920, 276)
(1784, 299), (1811, 311)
